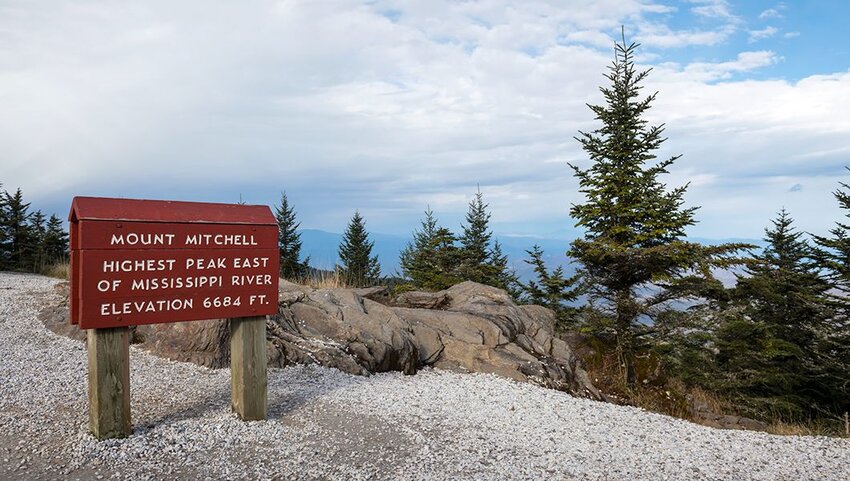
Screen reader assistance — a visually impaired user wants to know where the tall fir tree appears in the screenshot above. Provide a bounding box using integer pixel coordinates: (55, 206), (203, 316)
(520, 245), (581, 328)
(568, 33), (747, 387)
(813, 174), (850, 295)
(0, 182), (7, 270)
(338, 211), (381, 287)
(718, 209), (833, 420)
(457, 189), (513, 289)
(400, 208), (439, 279)
(28, 210), (47, 272)
(2, 188), (34, 271)
(274, 192), (308, 280)
(400, 208), (462, 290)
(459, 189), (492, 275)
(810, 177), (850, 419)
(43, 214), (69, 264)
(488, 239), (518, 294)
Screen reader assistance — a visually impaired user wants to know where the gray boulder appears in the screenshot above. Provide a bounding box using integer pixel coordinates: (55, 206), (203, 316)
(41, 279), (600, 399)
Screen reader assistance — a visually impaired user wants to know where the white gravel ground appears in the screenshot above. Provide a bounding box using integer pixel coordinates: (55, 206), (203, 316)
(0, 272), (848, 481)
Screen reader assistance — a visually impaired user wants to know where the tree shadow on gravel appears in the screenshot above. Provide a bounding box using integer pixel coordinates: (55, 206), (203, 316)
(266, 367), (367, 420)
(129, 366), (366, 434)
(130, 385), (232, 435)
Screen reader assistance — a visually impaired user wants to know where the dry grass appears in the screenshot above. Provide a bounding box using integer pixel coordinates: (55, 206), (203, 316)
(688, 385), (733, 416)
(765, 417), (850, 437)
(41, 261), (70, 280)
(298, 269), (351, 289)
(767, 420), (817, 436)
(582, 348), (694, 419)
(581, 345), (848, 437)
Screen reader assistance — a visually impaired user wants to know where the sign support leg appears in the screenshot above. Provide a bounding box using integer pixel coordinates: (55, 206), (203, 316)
(87, 327), (131, 440)
(230, 315), (267, 421)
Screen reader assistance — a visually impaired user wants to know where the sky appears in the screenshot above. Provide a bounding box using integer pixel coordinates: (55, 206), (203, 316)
(2, 0), (850, 240)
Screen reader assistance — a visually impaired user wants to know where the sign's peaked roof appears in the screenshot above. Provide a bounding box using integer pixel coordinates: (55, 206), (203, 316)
(69, 196), (276, 225)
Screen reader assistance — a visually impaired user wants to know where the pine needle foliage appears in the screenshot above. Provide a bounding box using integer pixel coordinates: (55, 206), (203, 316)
(457, 190), (516, 291)
(1, 188), (34, 271)
(399, 208), (462, 290)
(813, 172), (850, 297)
(338, 211), (381, 287)
(811, 177), (850, 418)
(400, 192), (517, 293)
(43, 214), (69, 264)
(274, 192), (309, 280)
(0, 182), (8, 270)
(459, 190), (492, 273)
(716, 210), (834, 420)
(27, 210), (47, 272)
(520, 245), (581, 328)
(568, 33), (749, 387)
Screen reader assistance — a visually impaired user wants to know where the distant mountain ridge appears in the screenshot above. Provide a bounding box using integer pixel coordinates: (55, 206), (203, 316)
(298, 229), (762, 283)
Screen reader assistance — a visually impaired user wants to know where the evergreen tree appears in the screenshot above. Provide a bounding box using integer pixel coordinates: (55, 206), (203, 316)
(2, 188), (34, 271)
(520, 245), (581, 327)
(400, 208), (462, 290)
(813, 175), (850, 295)
(718, 209), (833, 420)
(401, 198), (516, 292)
(43, 214), (69, 264)
(274, 192), (308, 280)
(487, 239), (519, 294)
(338, 211), (381, 287)
(0, 183), (8, 270)
(28, 210), (47, 272)
(457, 189), (513, 289)
(459, 190), (492, 277)
(400, 208), (438, 280)
(568, 33), (747, 387)
(810, 178), (850, 419)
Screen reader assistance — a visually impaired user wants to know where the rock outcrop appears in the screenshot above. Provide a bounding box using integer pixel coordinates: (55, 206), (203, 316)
(41, 280), (601, 399)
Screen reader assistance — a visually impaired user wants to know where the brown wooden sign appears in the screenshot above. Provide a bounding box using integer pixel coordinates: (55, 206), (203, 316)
(70, 197), (279, 330)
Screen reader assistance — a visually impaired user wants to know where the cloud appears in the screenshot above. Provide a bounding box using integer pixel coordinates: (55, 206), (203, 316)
(759, 8), (783, 19)
(0, 0), (848, 241)
(666, 50), (780, 81)
(563, 30), (613, 49)
(784, 31), (800, 39)
(635, 22), (736, 48)
(690, 0), (736, 20)
(748, 26), (778, 42)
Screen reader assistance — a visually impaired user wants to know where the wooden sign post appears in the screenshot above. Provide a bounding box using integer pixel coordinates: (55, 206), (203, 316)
(69, 197), (279, 439)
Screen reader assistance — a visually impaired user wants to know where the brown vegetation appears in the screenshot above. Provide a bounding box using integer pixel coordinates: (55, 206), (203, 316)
(42, 261), (69, 280)
(578, 335), (847, 437)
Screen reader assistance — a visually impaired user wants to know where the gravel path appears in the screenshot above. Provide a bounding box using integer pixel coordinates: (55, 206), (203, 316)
(0, 272), (848, 481)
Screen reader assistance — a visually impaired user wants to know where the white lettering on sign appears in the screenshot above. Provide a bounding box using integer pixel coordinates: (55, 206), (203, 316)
(231, 274), (273, 286)
(233, 257), (269, 268)
(130, 276), (224, 290)
(185, 257), (227, 269)
(97, 279), (122, 292)
(99, 298), (194, 315)
(110, 233), (175, 246)
(184, 234), (258, 246)
(249, 294), (268, 305)
(102, 259), (176, 272)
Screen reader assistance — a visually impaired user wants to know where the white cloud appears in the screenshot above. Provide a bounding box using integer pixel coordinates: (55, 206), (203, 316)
(0, 0), (847, 240)
(636, 22), (736, 48)
(661, 50), (780, 82)
(564, 30), (613, 49)
(784, 31), (800, 39)
(690, 0), (736, 20)
(748, 26), (778, 42)
(759, 8), (783, 19)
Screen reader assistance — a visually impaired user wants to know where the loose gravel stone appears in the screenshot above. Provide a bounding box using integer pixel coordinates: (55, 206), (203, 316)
(0, 272), (848, 480)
